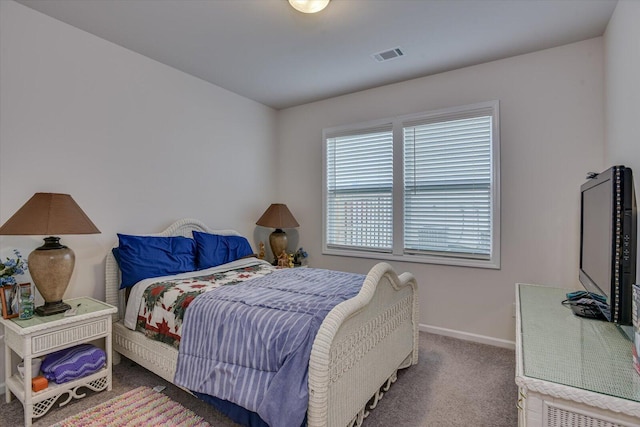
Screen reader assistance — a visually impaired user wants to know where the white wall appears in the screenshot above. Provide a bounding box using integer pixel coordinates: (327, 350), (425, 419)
(604, 0), (640, 288)
(278, 38), (605, 344)
(0, 1), (277, 387)
(0, 0), (614, 380)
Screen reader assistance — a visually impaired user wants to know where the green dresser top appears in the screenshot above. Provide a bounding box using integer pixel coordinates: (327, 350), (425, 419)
(518, 284), (640, 402)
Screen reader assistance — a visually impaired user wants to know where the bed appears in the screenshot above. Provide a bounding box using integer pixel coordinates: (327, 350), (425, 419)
(105, 218), (419, 427)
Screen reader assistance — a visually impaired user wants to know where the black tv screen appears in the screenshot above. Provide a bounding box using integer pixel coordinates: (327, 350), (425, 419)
(579, 165), (636, 325)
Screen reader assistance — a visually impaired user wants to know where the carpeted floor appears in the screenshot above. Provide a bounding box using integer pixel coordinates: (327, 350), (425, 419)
(0, 332), (517, 427)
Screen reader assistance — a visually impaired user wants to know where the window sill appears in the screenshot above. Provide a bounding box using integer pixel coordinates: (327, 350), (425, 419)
(322, 247), (500, 269)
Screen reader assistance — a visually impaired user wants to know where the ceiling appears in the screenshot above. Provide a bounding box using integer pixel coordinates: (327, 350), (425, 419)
(17, 0), (617, 110)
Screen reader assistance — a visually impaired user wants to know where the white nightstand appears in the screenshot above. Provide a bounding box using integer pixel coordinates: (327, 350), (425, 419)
(1, 296), (117, 427)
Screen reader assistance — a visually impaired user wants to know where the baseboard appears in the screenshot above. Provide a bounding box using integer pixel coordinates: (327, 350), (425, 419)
(0, 382), (5, 397)
(420, 323), (515, 350)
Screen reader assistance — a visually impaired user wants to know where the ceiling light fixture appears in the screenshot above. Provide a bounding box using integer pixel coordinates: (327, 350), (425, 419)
(288, 0), (330, 14)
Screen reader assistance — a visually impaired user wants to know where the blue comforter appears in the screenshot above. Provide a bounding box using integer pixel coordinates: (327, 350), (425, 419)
(174, 267), (365, 427)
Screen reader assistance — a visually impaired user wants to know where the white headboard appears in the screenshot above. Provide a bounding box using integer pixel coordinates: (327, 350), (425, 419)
(105, 218), (241, 321)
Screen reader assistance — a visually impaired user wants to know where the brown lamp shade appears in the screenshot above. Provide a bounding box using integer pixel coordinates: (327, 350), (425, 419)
(255, 203), (299, 230)
(0, 193), (100, 235)
(0, 193), (99, 316)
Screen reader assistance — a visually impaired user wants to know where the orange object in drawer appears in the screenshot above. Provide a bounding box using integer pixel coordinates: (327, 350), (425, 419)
(31, 375), (48, 392)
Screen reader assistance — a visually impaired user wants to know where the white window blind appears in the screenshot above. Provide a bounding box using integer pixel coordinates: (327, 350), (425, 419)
(323, 101), (499, 268)
(325, 127), (393, 251)
(404, 114), (493, 258)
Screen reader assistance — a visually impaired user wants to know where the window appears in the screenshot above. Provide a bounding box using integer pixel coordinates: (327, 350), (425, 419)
(323, 101), (500, 268)
(325, 126), (394, 252)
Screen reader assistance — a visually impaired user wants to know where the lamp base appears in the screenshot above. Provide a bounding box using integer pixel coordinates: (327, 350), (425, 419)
(35, 300), (71, 316)
(29, 237), (76, 317)
(269, 229), (288, 262)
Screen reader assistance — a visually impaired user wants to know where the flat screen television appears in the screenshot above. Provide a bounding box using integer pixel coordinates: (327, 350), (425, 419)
(579, 165), (637, 325)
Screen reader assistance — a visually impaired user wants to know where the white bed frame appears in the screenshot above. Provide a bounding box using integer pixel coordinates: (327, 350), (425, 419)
(105, 218), (419, 427)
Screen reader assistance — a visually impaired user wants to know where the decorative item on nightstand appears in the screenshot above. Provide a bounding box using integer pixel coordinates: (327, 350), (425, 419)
(0, 249), (28, 287)
(0, 193), (100, 316)
(293, 247), (308, 266)
(256, 203), (299, 264)
(277, 251), (290, 269)
(16, 282), (34, 319)
(0, 250), (28, 319)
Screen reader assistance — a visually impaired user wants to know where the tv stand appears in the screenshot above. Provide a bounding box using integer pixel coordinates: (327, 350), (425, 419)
(516, 284), (640, 426)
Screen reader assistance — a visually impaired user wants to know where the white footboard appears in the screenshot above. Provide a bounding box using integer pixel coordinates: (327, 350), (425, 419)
(105, 219), (418, 427)
(307, 262), (418, 427)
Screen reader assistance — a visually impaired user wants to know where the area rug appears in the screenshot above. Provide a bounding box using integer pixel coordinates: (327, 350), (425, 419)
(49, 386), (211, 427)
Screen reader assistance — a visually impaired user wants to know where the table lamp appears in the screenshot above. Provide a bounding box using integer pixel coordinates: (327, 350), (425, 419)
(256, 203), (299, 262)
(0, 193), (100, 315)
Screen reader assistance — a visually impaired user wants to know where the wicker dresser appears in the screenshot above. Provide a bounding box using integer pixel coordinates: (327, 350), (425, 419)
(515, 284), (640, 427)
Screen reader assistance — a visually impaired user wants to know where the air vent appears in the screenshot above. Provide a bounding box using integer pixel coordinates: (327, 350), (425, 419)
(372, 47), (404, 62)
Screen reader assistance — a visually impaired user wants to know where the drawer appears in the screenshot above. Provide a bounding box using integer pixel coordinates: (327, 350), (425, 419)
(31, 318), (109, 354)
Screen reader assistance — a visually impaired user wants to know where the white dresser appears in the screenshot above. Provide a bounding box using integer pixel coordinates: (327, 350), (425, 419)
(516, 283), (640, 427)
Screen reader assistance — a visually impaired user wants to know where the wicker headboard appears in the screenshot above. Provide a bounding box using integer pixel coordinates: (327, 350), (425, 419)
(105, 218), (241, 321)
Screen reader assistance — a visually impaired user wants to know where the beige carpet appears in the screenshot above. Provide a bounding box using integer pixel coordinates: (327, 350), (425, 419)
(0, 332), (517, 427)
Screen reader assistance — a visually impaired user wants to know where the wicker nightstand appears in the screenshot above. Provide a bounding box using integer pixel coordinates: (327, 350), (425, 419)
(1, 296), (117, 427)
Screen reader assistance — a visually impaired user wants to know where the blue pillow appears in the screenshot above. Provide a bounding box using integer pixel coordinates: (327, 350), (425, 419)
(116, 234), (197, 289)
(193, 231), (253, 270)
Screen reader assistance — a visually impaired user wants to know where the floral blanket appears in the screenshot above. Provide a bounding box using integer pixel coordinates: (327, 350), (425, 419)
(135, 262), (276, 347)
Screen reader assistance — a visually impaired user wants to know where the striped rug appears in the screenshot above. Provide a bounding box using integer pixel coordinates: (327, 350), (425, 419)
(49, 386), (211, 427)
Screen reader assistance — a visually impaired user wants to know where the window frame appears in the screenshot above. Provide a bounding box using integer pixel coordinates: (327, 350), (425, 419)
(322, 100), (500, 269)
